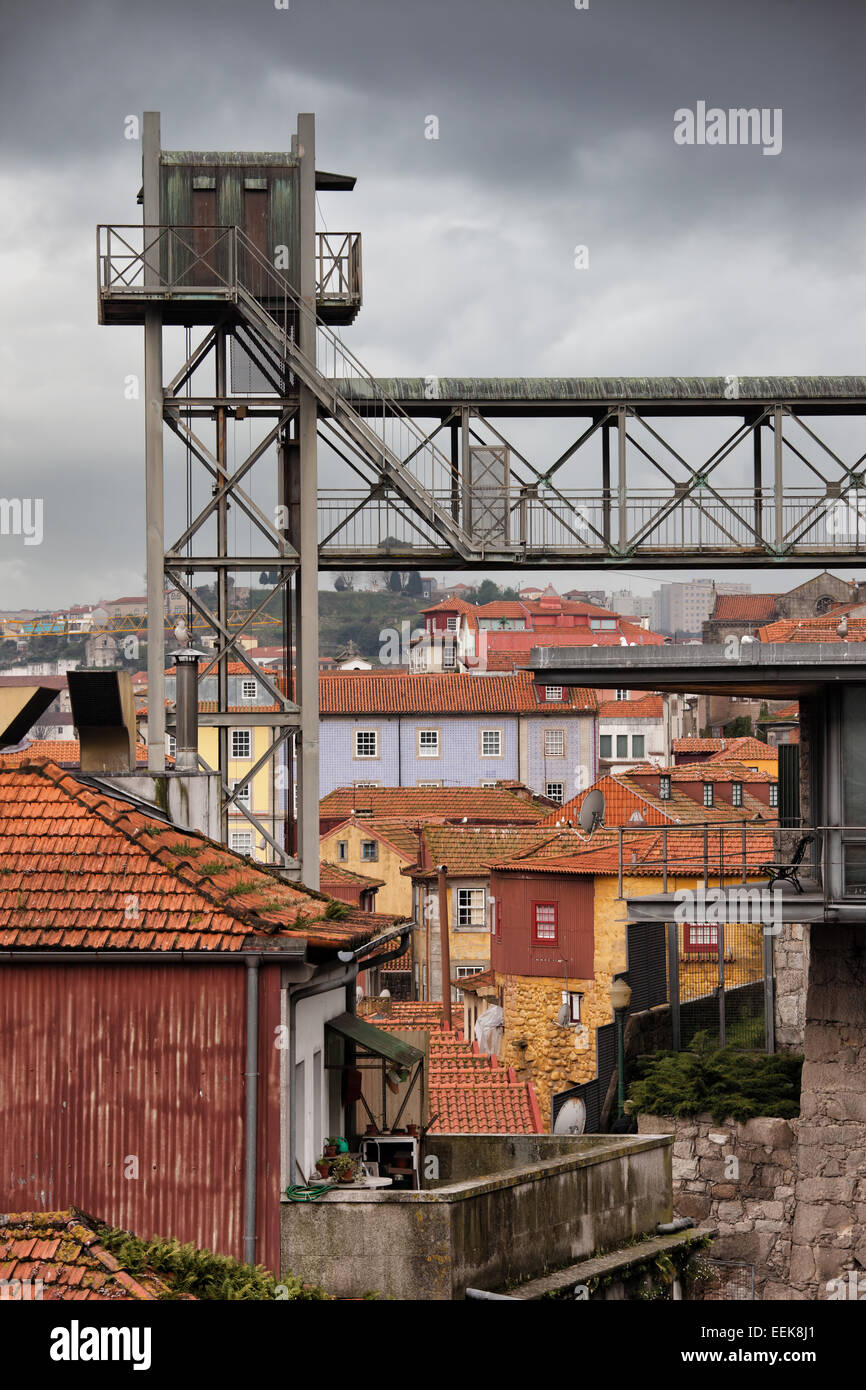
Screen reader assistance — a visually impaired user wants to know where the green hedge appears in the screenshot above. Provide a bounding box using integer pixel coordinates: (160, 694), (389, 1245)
(627, 1034), (802, 1124)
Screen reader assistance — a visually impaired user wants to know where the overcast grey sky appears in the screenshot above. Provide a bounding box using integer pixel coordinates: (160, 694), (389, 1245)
(1, 0), (864, 608)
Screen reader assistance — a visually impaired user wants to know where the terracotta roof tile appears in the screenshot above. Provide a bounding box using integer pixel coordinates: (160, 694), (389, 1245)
(705, 737), (777, 763)
(0, 740), (151, 767)
(758, 616), (866, 643)
(320, 787), (552, 826)
(598, 696), (664, 718)
(318, 669), (596, 714)
(712, 594), (778, 620)
(0, 1211), (174, 1300)
(0, 760), (398, 953)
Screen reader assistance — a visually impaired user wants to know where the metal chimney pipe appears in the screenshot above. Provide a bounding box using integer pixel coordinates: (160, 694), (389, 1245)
(173, 648), (206, 772)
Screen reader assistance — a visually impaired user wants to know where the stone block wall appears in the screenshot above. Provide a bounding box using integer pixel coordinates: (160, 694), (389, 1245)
(638, 1112), (798, 1299)
(774, 921), (809, 1051)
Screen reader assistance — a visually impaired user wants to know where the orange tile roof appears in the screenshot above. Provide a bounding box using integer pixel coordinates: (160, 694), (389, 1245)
(598, 695), (664, 718)
(762, 702), (799, 721)
(320, 786), (552, 826)
(711, 594), (778, 621)
(491, 825), (776, 878)
(630, 762), (775, 784)
(758, 616), (866, 643)
(0, 1211), (173, 1300)
(409, 823), (570, 877)
(673, 737), (725, 754)
(319, 861), (385, 890)
(482, 628), (664, 655)
(540, 774), (678, 829)
(318, 669), (596, 713)
(706, 737), (777, 763)
(0, 739), (151, 767)
(0, 760), (396, 953)
(365, 1008), (542, 1133)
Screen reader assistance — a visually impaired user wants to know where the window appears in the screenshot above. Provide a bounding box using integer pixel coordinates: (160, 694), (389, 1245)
(631, 735), (645, 758)
(615, 689), (629, 701)
(591, 618), (617, 631)
(360, 840), (379, 862)
(659, 775), (671, 801)
(544, 729), (565, 757)
(231, 729), (252, 760)
(685, 924), (719, 953)
(241, 679), (258, 700)
(354, 781), (379, 789)
(616, 735), (628, 758)
(337, 840), (348, 862)
(545, 686), (563, 702)
(532, 901), (558, 944)
(442, 639), (458, 670)
(417, 780), (442, 788)
(354, 730), (378, 759)
(561, 990), (583, 1023)
(703, 783), (714, 808)
(732, 782), (743, 807)
(232, 780), (251, 808)
(455, 964), (485, 1002)
(456, 888), (486, 928)
(418, 729), (440, 758)
(166, 734), (177, 758)
(230, 830), (254, 855)
(481, 729), (502, 758)
(769, 782), (779, 807)
(446, 616), (458, 631)
(599, 734), (612, 759)
(545, 782), (565, 803)
(480, 779), (500, 789)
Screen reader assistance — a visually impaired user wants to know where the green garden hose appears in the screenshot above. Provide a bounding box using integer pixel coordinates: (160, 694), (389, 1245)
(284, 1182), (331, 1203)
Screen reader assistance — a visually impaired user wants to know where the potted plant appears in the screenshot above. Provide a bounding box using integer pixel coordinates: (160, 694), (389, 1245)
(315, 1156), (333, 1179)
(324, 1137), (339, 1158)
(333, 1155), (358, 1184)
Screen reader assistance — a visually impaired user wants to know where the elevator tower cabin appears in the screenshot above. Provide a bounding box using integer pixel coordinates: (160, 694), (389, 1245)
(98, 112), (363, 882)
(99, 112), (866, 881)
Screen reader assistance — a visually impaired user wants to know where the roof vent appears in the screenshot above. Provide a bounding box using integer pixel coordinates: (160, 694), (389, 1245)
(67, 669), (137, 773)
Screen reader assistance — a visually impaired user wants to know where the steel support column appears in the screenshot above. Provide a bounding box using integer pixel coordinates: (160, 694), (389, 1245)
(142, 112), (165, 773)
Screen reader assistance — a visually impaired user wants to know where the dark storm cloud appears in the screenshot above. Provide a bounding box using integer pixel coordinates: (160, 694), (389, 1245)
(0, 0), (864, 606)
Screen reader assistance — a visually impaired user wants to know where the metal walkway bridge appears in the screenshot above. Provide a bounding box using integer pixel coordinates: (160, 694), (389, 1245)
(98, 225), (866, 573)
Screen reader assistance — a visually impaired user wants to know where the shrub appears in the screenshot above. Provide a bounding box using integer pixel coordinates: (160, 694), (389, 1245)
(98, 1227), (332, 1300)
(627, 1035), (802, 1124)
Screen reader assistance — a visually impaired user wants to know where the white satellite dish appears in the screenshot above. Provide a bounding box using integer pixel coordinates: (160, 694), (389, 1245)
(553, 1098), (587, 1135)
(578, 789), (606, 835)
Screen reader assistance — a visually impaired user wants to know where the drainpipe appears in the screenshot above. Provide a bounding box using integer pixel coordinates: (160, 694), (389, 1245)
(437, 865), (453, 1030)
(244, 957), (260, 1266)
(287, 924), (412, 1186)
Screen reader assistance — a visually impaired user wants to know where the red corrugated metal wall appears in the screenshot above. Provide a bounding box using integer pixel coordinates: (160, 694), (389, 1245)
(0, 962), (283, 1272)
(491, 872), (594, 977)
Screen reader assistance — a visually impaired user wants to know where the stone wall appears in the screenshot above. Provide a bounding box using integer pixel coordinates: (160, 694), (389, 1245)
(788, 923), (866, 1297)
(638, 1112), (798, 1299)
(774, 921), (810, 1051)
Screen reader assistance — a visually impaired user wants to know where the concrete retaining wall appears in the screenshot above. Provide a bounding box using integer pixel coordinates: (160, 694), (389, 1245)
(281, 1133), (673, 1299)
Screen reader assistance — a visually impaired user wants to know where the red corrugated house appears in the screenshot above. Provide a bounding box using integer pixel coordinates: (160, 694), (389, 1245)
(0, 759), (407, 1274)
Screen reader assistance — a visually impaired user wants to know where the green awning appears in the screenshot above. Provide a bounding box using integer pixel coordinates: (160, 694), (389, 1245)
(326, 1012), (424, 1067)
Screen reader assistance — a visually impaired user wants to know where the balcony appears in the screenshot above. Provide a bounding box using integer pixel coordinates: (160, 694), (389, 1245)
(613, 821), (866, 927)
(97, 225), (362, 327)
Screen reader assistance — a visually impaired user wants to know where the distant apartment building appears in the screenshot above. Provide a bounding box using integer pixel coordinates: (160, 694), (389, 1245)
(608, 589), (660, 631)
(596, 692), (684, 772)
(658, 578), (750, 636)
(317, 670), (598, 804)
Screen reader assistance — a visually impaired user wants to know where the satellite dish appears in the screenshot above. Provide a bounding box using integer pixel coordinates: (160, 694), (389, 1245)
(556, 1001), (571, 1027)
(553, 1098), (587, 1136)
(578, 789), (606, 835)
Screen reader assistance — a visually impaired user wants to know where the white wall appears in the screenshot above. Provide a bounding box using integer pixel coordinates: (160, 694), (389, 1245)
(283, 985), (349, 1185)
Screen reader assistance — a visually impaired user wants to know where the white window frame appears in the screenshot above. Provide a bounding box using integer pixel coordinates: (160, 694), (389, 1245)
(545, 782), (565, 804)
(631, 734), (645, 758)
(417, 729), (440, 759)
(360, 839), (379, 863)
(354, 729), (379, 759)
(166, 733), (177, 758)
(241, 678), (258, 701)
(417, 780), (442, 788)
(480, 728), (503, 758)
(544, 728), (565, 757)
(769, 782), (779, 807)
(441, 639), (458, 670)
(456, 887), (487, 929)
(544, 685), (563, 702)
(230, 728), (253, 761)
(229, 830), (254, 856)
(703, 783), (714, 808)
(659, 774), (671, 801)
(732, 782), (743, 808)
(479, 779), (499, 789)
(232, 779), (251, 808)
(445, 616), (458, 632)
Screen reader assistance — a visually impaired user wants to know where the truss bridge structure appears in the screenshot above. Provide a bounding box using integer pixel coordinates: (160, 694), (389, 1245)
(98, 111), (866, 882)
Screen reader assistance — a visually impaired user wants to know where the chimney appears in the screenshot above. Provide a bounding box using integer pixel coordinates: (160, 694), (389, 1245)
(67, 670), (137, 773)
(173, 648), (205, 771)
